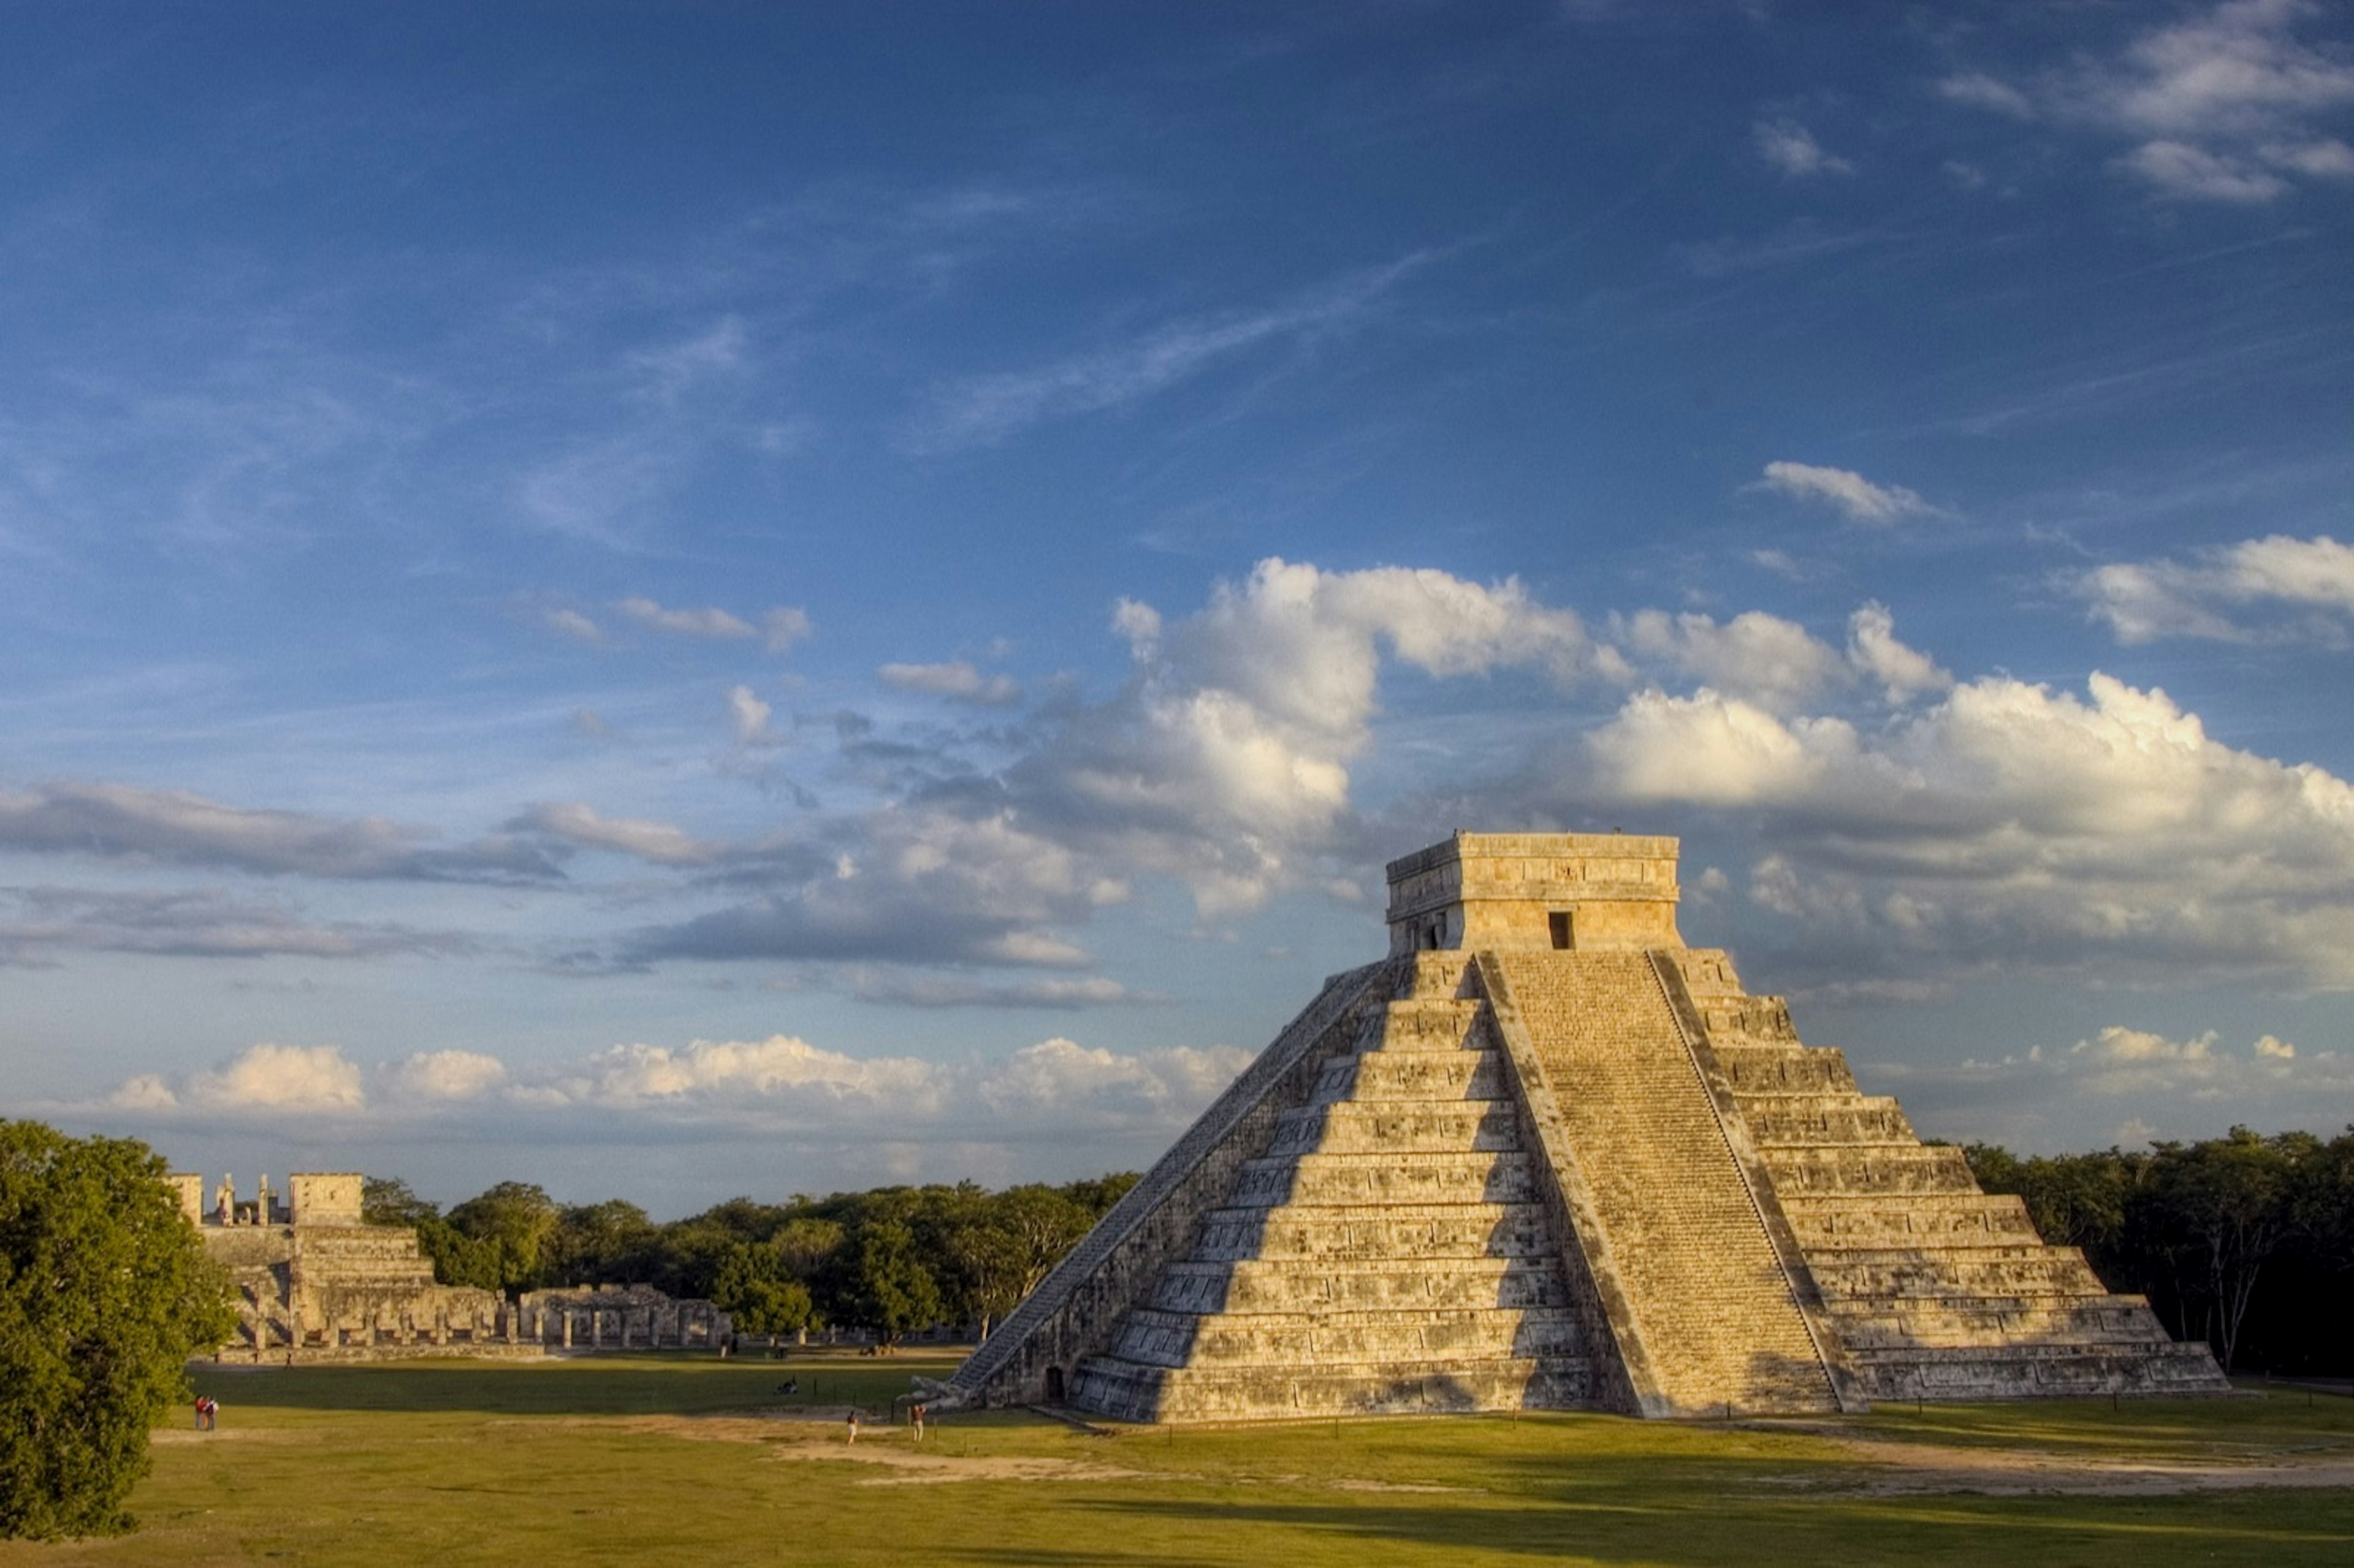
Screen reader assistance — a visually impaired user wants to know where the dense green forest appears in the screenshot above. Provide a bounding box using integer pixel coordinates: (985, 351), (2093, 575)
(376, 1124), (2352, 1372)
(364, 1172), (1138, 1346)
(1966, 1126), (2353, 1376)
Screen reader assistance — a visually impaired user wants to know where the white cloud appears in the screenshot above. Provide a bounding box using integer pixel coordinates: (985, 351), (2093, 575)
(1578, 669), (2354, 986)
(1753, 118), (1854, 177)
(1845, 602), (1953, 704)
(91, 1031), (1253, 1144)
(542, 607), (608, 644)
(511, 802), (719, 866)
(1009, 558), (1613, 913)
(2117, 139), (2291, 202)
(878, 660), (1023, 706)
(2260, 135), (2354, 175)
(1937, 72), (2036, 120)
(763, 606), (814, 653)
(1618, 609), (1843, 714)
(615, 596), (758, 641)
(1945, 1), (2354, 204)
(728, 684), (775, 745)
(1754, 461), (1940, 525)
(116, 1042), (369, 1113)
(2073, 533), (2354, 643)
(2100, 0), (2354, 139)
(384, 1049), (508, 1101)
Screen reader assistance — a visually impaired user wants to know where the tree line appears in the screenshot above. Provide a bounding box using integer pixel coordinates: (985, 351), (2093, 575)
(364, 1172), (1140, 1347)
(1965, 1125), (2353, 1375)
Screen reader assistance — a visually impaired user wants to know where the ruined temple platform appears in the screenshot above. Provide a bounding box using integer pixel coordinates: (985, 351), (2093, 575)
(948, 831), (2229, 1421)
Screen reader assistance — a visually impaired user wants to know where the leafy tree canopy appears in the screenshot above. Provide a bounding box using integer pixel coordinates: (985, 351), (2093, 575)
(0, 1121), (237, 1539)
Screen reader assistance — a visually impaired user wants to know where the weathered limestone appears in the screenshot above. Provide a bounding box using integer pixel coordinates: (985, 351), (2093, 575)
(949, 832), (2228, 1420)
(193, 1190), (524, 1363)
(516, 1284), (731, 1351)
(174, 1173), (733, 1362)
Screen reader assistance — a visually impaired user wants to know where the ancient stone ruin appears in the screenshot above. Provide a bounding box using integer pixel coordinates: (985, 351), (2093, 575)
(171, 1171), (522, 1361)
(948, 832), (2230, 1421)
(516, 1285), (730, 1352)
(170, 1173), (729, 1361)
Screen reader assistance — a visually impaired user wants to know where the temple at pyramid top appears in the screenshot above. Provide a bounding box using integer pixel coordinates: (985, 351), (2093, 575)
(1385, 831), (1682, 954)
(946, 830), (2230, 1423)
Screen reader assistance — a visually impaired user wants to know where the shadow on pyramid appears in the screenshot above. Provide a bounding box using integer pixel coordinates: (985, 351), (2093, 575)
(947, 832), (2229, 1421)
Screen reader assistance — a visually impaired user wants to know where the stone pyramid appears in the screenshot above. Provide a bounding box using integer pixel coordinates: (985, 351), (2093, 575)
(948, 833), (2228, 1421)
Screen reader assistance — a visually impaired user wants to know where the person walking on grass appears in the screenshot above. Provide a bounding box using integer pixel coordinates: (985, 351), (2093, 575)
(846, 1408), (859, 1445)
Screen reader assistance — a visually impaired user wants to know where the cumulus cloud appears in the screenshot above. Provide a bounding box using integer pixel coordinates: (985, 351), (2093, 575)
(1575, 669), (2354, 987)
(112, 1042), (368, 1114)
(0, 782), (561, 883)
(1617, 609), (1845, 714)
(2073, 534), (2354, 644)
(1005, 558), (1615, 913)
(1753, 118), (1853, 177)
(1753, 461), (1940, 525)
(91, 1030), (1252, 1144)
(879, 660), (1023, 707)
(1845, 602), (1953, 704)
(384, 1049), (508, 1101)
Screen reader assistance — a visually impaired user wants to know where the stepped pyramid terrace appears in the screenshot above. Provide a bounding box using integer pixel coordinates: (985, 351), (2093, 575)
(946, 832), (2230, 1421)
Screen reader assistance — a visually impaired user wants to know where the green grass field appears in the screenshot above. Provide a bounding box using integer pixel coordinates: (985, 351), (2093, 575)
(6, 1354), (2350, 1565)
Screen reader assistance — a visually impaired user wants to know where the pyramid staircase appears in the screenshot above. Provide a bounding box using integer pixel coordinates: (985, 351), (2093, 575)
(1671, 953), (2230, 1400)
(1068, 953), (1601, 1420)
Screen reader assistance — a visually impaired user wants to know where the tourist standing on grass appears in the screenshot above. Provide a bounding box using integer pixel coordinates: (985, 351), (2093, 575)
(910, 1402), (925, 1441)
(846, 1409), (859, 1445)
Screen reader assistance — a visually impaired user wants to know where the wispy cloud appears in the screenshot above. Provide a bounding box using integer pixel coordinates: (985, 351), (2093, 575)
(0, 886), (473, 964)
(1752, 118), (1853, 178)
(2071, 533), (2354, 643)
(1941, 0), (2354, 205)
(614, 596), (758, 641)
(1751, 460), (1941, 525)
(0, 781), (562, 883)
(900, 253), (1432, 454)
(878, 660), (1023, 706)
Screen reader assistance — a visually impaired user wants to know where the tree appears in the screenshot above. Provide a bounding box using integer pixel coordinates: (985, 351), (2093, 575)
(444, 1181), (561, 1294)
(360, 1175), (440, 1230)
(841, 1220), (942, 1349)
(709, 1242), (815, 1336)
(0, 1121), (237, 1538)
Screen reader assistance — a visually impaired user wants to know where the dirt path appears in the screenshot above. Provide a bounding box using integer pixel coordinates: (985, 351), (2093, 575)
(1794, 1433), (2354, 1497)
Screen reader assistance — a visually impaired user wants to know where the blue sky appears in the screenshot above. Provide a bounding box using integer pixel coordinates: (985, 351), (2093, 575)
(5, 1), (2351, 1213)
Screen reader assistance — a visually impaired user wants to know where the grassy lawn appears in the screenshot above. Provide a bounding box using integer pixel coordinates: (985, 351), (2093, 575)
(2, 1355), (2348, 1566)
